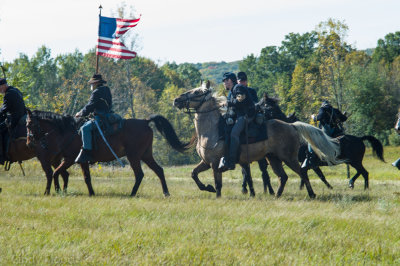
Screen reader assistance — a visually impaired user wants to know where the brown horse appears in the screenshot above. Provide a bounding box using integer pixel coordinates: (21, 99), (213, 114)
(26, 110), (188, 196)
(3, 120), (70, 193)
(173, 82), (345, 198)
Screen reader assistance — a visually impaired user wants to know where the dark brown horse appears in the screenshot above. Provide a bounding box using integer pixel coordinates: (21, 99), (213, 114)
(26, 110), (188, 196)
(3, 119), (70, 193)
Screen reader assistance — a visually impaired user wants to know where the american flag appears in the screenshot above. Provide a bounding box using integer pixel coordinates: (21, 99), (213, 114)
(96, 15), (140, 59)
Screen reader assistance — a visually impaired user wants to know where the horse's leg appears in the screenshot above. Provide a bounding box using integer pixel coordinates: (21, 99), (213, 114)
(313, 167), (333, 189)
(349, 163), (369, 190)
(38, 158), (54, 195)
(241, 166), (248, 194)
(126, 156), (145, 197)
(51, 159), (63, 193)
(240, 163), (255, 197)
(212, 166), (223, 198)
(141, 152), (170, 197)
(191, 161), (215, 193)
(267, 156), (288, 198)
(258, 158), (274, 195)
(285, 159), (316, 199)
(80, 163), (95, 196)
(53, 159), (74, 193)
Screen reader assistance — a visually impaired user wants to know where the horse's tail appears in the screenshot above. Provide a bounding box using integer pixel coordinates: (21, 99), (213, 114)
(361, 136), (385, 162)
(291, 121), (346, 165)
(148, 114), (189, 153)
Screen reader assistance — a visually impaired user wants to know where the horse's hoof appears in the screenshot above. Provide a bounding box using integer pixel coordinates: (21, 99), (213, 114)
(0, 187), (2, 193)
(164, 192), (170, 197)
(44, 191), (50, 196)
(242, 188), (248, 194)
(309, 193), (316, 199)
(250, 190), (256, 198)
(328, 186), (333, 190)
(349, 183), (354, 189)
(299, 185), (304, 190)
(206, 184), (216, 193)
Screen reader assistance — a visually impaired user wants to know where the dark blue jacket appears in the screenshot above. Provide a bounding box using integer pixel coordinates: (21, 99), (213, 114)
(0, 86), (26, 127)
(80, 85), (112, 116)
(228, 84), (255, 118)
(247, 87), (258, 103)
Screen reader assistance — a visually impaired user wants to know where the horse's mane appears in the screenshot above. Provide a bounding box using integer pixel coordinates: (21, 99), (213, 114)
(32, 110), (77, 131)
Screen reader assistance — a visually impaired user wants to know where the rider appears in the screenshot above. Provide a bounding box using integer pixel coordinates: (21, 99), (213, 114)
(75, 74), (112, 163)
(219, 72), (256, 172)
(302, 100), (347, 168)
(0, 78), (26, 165)
(317, 100), (347, 137)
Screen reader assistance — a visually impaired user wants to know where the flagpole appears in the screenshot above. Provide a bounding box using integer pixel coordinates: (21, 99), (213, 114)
(95, 5), (102, 74)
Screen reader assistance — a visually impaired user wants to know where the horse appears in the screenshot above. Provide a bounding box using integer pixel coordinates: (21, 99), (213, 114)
(3, 117), (70, 194)
(241, 101), (333, 194)
(26, 110), (188, 197)
(301, 134), (384, 189)
(173, 82), (344, 198)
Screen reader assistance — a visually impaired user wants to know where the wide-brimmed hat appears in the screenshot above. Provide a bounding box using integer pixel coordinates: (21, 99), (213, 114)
(88, 74), (107, 84)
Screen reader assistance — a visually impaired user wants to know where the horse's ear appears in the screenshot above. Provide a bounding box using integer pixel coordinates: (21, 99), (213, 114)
(26, 108), (32, 117)
(206, 80), (210, 89)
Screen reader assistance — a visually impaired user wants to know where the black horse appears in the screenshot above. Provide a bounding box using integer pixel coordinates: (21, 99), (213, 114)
(300, 134), (384, 189)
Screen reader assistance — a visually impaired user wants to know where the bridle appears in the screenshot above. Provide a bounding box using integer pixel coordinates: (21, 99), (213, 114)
(178, 89), (219, 115)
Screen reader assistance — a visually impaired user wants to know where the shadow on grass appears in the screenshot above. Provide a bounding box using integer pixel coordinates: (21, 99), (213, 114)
(317, 192), (374, 203)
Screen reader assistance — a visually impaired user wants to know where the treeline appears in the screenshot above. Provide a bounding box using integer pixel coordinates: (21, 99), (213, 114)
(239, 19), (400, 144)
(1, 18), (400, 166)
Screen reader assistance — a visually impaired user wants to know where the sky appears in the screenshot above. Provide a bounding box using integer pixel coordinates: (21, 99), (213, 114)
(0, 0), (399, 64)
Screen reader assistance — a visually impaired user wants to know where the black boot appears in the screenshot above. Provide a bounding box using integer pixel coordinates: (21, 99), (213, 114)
(218, 139), (239, 172)
(392, 158), (400, 170)
(75, 149), (93, 164)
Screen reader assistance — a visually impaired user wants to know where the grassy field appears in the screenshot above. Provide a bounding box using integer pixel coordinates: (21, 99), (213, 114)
(1, 147), (400, 265)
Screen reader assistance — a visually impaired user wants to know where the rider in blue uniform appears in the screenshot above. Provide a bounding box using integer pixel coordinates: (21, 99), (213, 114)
(0, 78), (26, 164)
(75, 74), (112, 163)
(219, 72), (255, 172)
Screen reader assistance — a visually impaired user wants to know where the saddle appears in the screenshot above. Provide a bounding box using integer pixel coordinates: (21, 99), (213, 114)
(219, 112), (268, 145)
(91, 112), (125, 150)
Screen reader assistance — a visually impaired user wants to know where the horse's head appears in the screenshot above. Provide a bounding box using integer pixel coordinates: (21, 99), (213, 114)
(173, 81), (213, 112)
(286, 112), (299, 123)
(395, 112), (400, 134)
(26, 109), (40, 148)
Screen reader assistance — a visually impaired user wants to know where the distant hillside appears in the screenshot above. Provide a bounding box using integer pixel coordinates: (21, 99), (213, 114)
(192, 61), (240, 84)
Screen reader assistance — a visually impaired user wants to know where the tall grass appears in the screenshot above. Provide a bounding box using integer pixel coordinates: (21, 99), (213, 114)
(0, 147), (399, 264)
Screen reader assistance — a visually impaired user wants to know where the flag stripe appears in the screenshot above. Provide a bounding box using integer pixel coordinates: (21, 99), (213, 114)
(96, 52), (136, 60)
(97, 15), (140, 60)
(97, 45), (136, 55)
